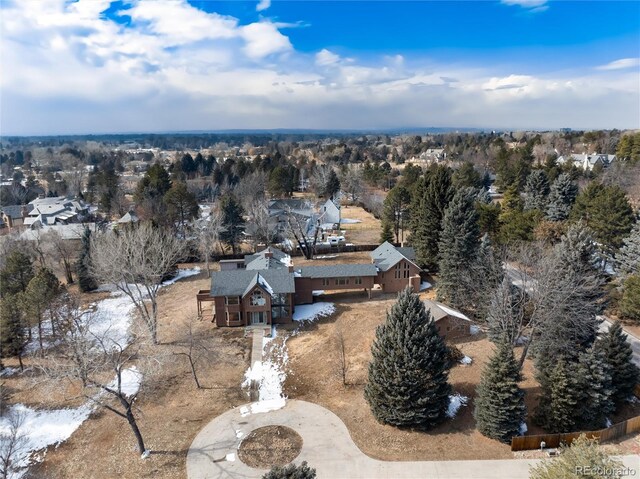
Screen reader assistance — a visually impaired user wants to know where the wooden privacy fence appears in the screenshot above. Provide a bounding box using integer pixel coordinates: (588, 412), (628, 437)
(511, 413), (640, 451)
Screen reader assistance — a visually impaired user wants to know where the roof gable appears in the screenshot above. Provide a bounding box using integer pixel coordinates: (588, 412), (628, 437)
(370, 241), (419, 272)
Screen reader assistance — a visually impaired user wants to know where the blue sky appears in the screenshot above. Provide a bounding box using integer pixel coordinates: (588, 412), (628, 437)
(1, 0), (639, 135)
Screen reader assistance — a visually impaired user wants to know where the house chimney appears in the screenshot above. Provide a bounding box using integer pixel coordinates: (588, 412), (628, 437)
(288, 265), (294, 273)
(264, 252), (273, 259)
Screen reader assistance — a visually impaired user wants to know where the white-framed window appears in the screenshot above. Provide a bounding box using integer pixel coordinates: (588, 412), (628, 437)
(250, 289), (265, 306)
(354, 277), (362, 285)
(322, 278), (330, 286)
(225, 296), (239, 305)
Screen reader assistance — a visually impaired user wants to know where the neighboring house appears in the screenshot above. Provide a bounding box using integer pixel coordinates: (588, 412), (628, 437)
(406, 148), (446, 165)
(319, 198), (341, 225)
(24, 196), (89, 228)
(1, 204), (33, 231)
(199, 243), (423, 326)
(423, 299), (472, 340)
(20, 223), (96, 241)
(370, 241), (421, 293)
(117, 211), (139, 224)
(266, 198), (317, 237)
(556, 153), (616, 171)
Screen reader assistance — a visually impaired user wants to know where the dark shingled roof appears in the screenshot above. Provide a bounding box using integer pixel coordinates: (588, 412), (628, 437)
(244, 247), (292, 270)
(370, 241), (419, 272)
(210, 269), (295, 297)
(297, 263), (378, 279)
(1, 205), (32, 219)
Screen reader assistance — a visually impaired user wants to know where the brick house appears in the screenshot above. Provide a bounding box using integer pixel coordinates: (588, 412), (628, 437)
(370, 242), (421, 293)
(198, 243), (424, 326)
(423, 299), (472, 340)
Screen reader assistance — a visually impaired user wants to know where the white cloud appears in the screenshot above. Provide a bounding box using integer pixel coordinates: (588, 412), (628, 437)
(0, 0), (638, 134)
(315, 49), (340, 66)
(501, 0), (549, 12)
(596, 58), (640, 71)
(256, 0), (271, 12)
(240, 22), (292, 59)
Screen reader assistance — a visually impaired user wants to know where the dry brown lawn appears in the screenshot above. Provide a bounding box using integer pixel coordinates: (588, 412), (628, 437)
(284, 288), (639, 461)
(338, 205), (381, 245)
(2, 266), (252, 479)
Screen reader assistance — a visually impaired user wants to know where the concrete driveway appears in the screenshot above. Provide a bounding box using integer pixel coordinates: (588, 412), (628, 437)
(186, 400), (639, 479)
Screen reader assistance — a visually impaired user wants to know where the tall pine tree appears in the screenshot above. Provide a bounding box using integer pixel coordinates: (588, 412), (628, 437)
(0, 297), (27, 371)
(437, 188), (480, 309)
(0, 251), (34, 297)
(77, 227), (97, 292)
(220, 195), (246, 254)
(573, 347), (614, 430)
(474, 338), (526, 443)
(596, 322), (640, 405)
(409, 165), (453, 271)
(545, 173), (577, 221)
(534, 359), (578, 433)
(364, 288), (452, 429)
(616, 222), (640, 277)
(523, 170), (550, 212)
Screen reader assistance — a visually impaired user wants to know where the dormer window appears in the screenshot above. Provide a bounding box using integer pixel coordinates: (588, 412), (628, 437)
(251, 289), (266, 306)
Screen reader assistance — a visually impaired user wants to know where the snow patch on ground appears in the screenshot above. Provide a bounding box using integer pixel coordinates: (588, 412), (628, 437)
(0, 403), (93, 478)
(1, 267), (197, 478)
(605, 418), (612, 428)
(420, 281), (432, 291)
(460, 356), (473, 365)
(241, 327), (289, 416)
(470, 324), (481, 335)
(446, 393), (469, 418)
(225, 452), (236, 462)
(340, 218), (362, 224)
(0, 367), (21, 377)
(520, 422), (528, 435)
(107, 367), (142, 398)
(312, 290), (325, 296)
(292, 302), (336, 323)
(314, 255), (338, 259)
(161, 267), (201, 286)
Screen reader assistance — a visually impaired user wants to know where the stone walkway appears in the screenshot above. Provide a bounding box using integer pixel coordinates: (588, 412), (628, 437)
(185, 398), (640, 479)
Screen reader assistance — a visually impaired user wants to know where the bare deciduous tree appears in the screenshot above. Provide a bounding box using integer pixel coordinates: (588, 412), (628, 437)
(335, 327), (349, 386)
(287, 213), (319, 260)
(0, 410), (27, 479)
(42, 230), (78, 284)
(197, 208), (224, 278)
(90, 224), (184, 344)
(246, 198), (276, 251)
(45, 296), (151, 456)
(172, 316), (211, 389)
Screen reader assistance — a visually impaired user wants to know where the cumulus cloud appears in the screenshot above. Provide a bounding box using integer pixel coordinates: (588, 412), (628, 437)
(256, 0), (271, 12)
(315, 49), (340, 66)
(596, 58), (640, 71)
(0, 0), (638, 134)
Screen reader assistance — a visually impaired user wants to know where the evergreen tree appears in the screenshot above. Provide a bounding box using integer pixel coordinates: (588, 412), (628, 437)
(134, 163), (172, 223)
(620, 275), (640, 322)
(164, 181), (199, 236)
(523, 170), (550, 212)
(262, 462), (316, 479)
(545, 173), (577, 221)
(451, 162), (482, 189)
(0, 251), (34, 297)
(534, 359), (578, 433)
(77, 227), (97, 292)
(0, 297), (27, 370)
(23, 268), (62, 350)
(380, 221), (394, 243)
(573, 347), (614, 430)
(409, 166), (453, 271)
(616, 222), (640, 277)
(324, 169), (341, 198)
(364, 288), (452, 429)
(437, 188), (480, 309)
(571, 182), (634, 255)
(596, 321), (640, 404)
(474, 339), (526, 443)
(220, 195), (246, 254)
